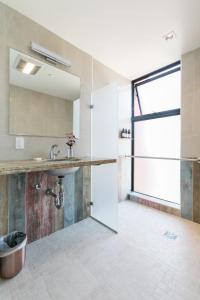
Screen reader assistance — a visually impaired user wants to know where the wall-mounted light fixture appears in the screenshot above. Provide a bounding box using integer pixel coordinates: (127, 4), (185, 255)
(31, 42), (72, 67)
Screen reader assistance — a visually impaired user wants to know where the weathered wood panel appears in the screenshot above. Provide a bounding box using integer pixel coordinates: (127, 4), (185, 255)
(8, 174), (26, 232)
(0, 175), (8, 235)
(64, 174), (75, 227)
(181, 161), (193, 220)
(130, 194), (180, 217)
(3, 168), (89, 243)
(26, 172), (55, 243)
(53, 199), (64, 233)
(82, 166), (91, 219)
(75, 167), (84, 222)
(63, 167), (90, 227)
(51, 177), (64, 232)
(26, 172), (42, 243)
(193, 163), (200, 223)
(40, 173), (55, 239)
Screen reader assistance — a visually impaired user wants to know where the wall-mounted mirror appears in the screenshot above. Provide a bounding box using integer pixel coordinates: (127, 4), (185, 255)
(9, 48), (80, 138)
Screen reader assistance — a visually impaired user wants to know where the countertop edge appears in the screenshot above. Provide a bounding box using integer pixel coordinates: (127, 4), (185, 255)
(0, 158), (117, 175)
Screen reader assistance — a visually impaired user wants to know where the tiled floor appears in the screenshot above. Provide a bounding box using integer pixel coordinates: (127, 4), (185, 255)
(1, 200), (200, 300)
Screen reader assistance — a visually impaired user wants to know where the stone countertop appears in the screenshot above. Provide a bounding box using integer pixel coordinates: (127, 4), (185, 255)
(0, 157), (117, 175)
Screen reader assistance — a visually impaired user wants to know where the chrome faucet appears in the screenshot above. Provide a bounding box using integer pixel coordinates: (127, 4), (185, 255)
(49, 144), (60, 160)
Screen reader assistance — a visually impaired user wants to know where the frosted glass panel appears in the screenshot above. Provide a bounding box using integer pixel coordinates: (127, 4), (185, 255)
(134, 116), (180, 158)
(73, 99), (80, 138)
(91, 84), (118, 232)
(92, 164), (118, 230)
(134, 158), (180, 204)
(135, 71), (180, 116)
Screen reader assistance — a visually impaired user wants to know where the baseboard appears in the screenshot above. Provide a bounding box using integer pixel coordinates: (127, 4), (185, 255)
(129, 192), (181, 217)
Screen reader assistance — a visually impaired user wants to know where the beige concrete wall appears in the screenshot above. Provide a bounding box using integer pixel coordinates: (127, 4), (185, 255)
(93, 59), (129, 90)
(0, 2), (129, 161)
(0, 2), (91, 159)
(181, 48), (200, 157)
(10, 85), (73, 137)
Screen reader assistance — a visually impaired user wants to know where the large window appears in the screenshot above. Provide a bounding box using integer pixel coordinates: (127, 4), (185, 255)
(132, 62), (181, 204)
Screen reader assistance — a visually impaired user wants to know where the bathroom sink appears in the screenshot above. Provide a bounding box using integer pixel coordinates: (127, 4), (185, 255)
(45, 157), (80, 176)
(32, 157), (81, 162)
(31, 157), (81, 176)
(47, 157), (81, 162)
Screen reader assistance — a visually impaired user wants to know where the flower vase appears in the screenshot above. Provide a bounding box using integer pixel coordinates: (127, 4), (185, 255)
(67, 146), (74, 158)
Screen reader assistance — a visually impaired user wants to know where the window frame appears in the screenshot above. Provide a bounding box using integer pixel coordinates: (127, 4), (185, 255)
(131, 61), (181, 192)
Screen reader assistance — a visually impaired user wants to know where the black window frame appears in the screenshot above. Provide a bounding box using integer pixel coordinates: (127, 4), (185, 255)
(131, 61), (181, 192)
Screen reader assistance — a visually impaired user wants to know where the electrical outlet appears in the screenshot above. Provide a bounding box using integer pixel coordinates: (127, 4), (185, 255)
(16, 137), (24, 149)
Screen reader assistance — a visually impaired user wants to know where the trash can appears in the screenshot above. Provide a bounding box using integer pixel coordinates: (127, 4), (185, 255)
(0, 231), (27, 279)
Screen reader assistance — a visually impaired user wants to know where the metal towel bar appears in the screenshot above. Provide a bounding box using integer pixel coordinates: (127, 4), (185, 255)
(119, 155), (199, 162)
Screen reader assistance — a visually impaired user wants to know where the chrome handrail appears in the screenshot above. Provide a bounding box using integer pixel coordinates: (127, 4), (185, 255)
(119, 155), (199, 162)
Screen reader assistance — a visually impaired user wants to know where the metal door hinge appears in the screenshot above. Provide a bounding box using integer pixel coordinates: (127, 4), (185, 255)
(89, 202), (94, 206)
(89, 104), (94, 109)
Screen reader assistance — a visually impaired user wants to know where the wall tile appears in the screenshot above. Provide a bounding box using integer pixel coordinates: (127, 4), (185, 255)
(181, 48), (200, 157)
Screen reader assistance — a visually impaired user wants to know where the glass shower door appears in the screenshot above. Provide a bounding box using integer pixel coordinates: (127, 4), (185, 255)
(91, 83), (118, 232)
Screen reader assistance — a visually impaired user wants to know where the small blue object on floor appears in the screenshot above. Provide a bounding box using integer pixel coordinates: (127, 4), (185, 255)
(164, 231), (178, 240)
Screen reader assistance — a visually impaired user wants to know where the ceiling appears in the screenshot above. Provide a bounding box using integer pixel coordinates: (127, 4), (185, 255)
(2, 0), (200, 80)
(10, 48), (80, 100)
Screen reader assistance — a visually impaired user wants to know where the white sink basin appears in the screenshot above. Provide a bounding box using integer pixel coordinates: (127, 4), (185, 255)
(45, 157), (81, 176)
(46, 167), (79, 177)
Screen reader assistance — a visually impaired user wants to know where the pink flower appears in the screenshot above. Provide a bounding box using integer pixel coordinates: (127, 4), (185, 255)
(66, 133), (77, 147)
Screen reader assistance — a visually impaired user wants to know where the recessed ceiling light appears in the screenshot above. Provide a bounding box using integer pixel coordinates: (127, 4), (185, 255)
(14, 56), (41, 75)
(163, 31), (176, 41)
